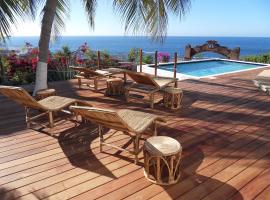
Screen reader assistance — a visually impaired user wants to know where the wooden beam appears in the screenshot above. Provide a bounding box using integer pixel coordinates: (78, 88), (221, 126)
(139, 49), (142, 72)
(97, 51), (101, 69)
(154, 51), (158, 76)
(174, 52), (178, 88)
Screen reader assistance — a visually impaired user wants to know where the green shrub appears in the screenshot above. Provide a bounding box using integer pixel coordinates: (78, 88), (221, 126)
(85, 50), (97, 60)
(128, 48), (139, 62)
(241, 53), (270, 64)
(10, 71), (35, 85)
(142, 55), (153, 64)
(62, 45), (71, 57)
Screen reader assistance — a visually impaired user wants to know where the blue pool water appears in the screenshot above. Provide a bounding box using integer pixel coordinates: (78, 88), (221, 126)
(158, 60), (267, 77)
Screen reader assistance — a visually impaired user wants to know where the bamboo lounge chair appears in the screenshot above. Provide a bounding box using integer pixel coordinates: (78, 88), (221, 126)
(253, 69), (270, 92)
(70, 66), (112, 91)
(125, 71), (178, 108)
(70, 106), (166, 164)
(0, 86), (92, 128)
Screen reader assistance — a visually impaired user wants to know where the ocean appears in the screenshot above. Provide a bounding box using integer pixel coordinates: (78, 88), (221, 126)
(1, 36), (270, 58)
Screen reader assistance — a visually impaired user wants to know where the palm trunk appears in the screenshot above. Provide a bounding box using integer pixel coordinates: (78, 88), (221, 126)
(33, 0), (58, 94)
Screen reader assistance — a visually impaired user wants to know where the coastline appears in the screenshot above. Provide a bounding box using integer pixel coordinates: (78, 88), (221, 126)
(1, 36), (270, 57)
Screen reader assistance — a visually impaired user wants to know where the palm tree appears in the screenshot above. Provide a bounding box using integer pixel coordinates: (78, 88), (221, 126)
(0, 0), (39, 81)
(34, 0), (191, 93)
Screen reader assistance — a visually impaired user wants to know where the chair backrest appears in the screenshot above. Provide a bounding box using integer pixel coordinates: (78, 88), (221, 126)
(70, 66), (100, 77)
(71, 106), (130, 132)
(126, 71), (159, 87)
(0, 86), (44, 109)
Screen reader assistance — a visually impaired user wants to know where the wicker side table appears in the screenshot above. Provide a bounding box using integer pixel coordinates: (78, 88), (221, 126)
(143, 136), (182, 185)
(163, 87), (183, 110)
(106, 78), (124, 96)
(36, 88), (56, 100)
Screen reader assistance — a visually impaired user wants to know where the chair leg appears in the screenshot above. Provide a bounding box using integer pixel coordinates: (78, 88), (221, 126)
(150, 93), (154, 108)
(125, 89), (130, 102)
(25, 107), (30, 128)
(78, 77), (82, 89)
(123, 72), (127, 84)
(98, 125), (103, 152)
(74, 102), (78, 121)
(48, 111), (54, 128)
(154, 122), (157, 136)
(94, 78), (98, 92)
(133, 134), (140, 164)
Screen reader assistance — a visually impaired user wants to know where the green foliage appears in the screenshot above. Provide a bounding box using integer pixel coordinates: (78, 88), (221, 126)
(142, 55), (153, 64)
(62, 45), (72, 57)
(85, 50), (97, 60)
(101, 50), (110, 59)
(241, 53), (270, 64)
(55, 45), (72, 57)
(128, 48), (154, 64)
(1, 56), (11, 72)
(10, 71), (35, 85)
(128, 48), (139, 62)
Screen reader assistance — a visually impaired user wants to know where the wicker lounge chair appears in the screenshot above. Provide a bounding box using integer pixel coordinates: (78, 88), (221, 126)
(70, 66), (127, 91)
(253, 69), (270, 92)
(0, 86), (92, 128)
(125, 71), (178, 108)
(70, 105), (166, 164)
(70, 66), (111, 91)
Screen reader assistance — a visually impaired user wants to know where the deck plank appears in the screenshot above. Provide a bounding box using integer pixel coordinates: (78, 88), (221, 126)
(0, 69), (269, 200)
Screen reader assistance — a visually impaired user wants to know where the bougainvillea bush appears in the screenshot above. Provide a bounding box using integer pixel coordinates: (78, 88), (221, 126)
(0, 42), (122, 85)
(157, 52), (170, 62)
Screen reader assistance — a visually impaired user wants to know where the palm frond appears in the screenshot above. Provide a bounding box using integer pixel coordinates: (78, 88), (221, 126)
(0, 0), (41, 41)
(113, 0), (150, 35)
(165, 0), (190, 18)
(113, 0), (191, 41)
(81, 0), (97, 28)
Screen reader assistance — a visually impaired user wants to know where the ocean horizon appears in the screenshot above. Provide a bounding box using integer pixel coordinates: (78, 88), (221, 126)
(1, 36), (270, 57)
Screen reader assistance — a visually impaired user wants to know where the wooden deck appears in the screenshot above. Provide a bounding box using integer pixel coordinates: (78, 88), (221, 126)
(0, 68), (269, 200)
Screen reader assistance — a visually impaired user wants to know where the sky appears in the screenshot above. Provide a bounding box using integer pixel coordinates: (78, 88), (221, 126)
(11, 0), (270, 37)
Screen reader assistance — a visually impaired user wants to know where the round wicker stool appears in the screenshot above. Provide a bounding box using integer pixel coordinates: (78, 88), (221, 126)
(163, 87), (183, 110)
(143, 136), (182, 185)
(36, 88), (56, 100)
(106, 78), (124, 96)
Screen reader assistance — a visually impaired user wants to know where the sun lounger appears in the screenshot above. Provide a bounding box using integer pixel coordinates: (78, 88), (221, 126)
(0, 86), (92, 128)
(125, 71), (178, 108)
(70, 66), (127, 91)
(70, 105), (166, 164)
(70, 66), (111, 91)
(253, 69), (270, 92)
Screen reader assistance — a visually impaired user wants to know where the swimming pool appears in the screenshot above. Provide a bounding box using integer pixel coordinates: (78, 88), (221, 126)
(158, 59), (267, 78)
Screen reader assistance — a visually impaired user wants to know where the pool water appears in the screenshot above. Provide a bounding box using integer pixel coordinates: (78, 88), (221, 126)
(158, 60), (266, 77)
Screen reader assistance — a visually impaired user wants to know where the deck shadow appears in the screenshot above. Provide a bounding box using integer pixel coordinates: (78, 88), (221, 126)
(162, 146), (244, 199)
(57, 123), (117, 179)
(0, 187), (49, 200)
